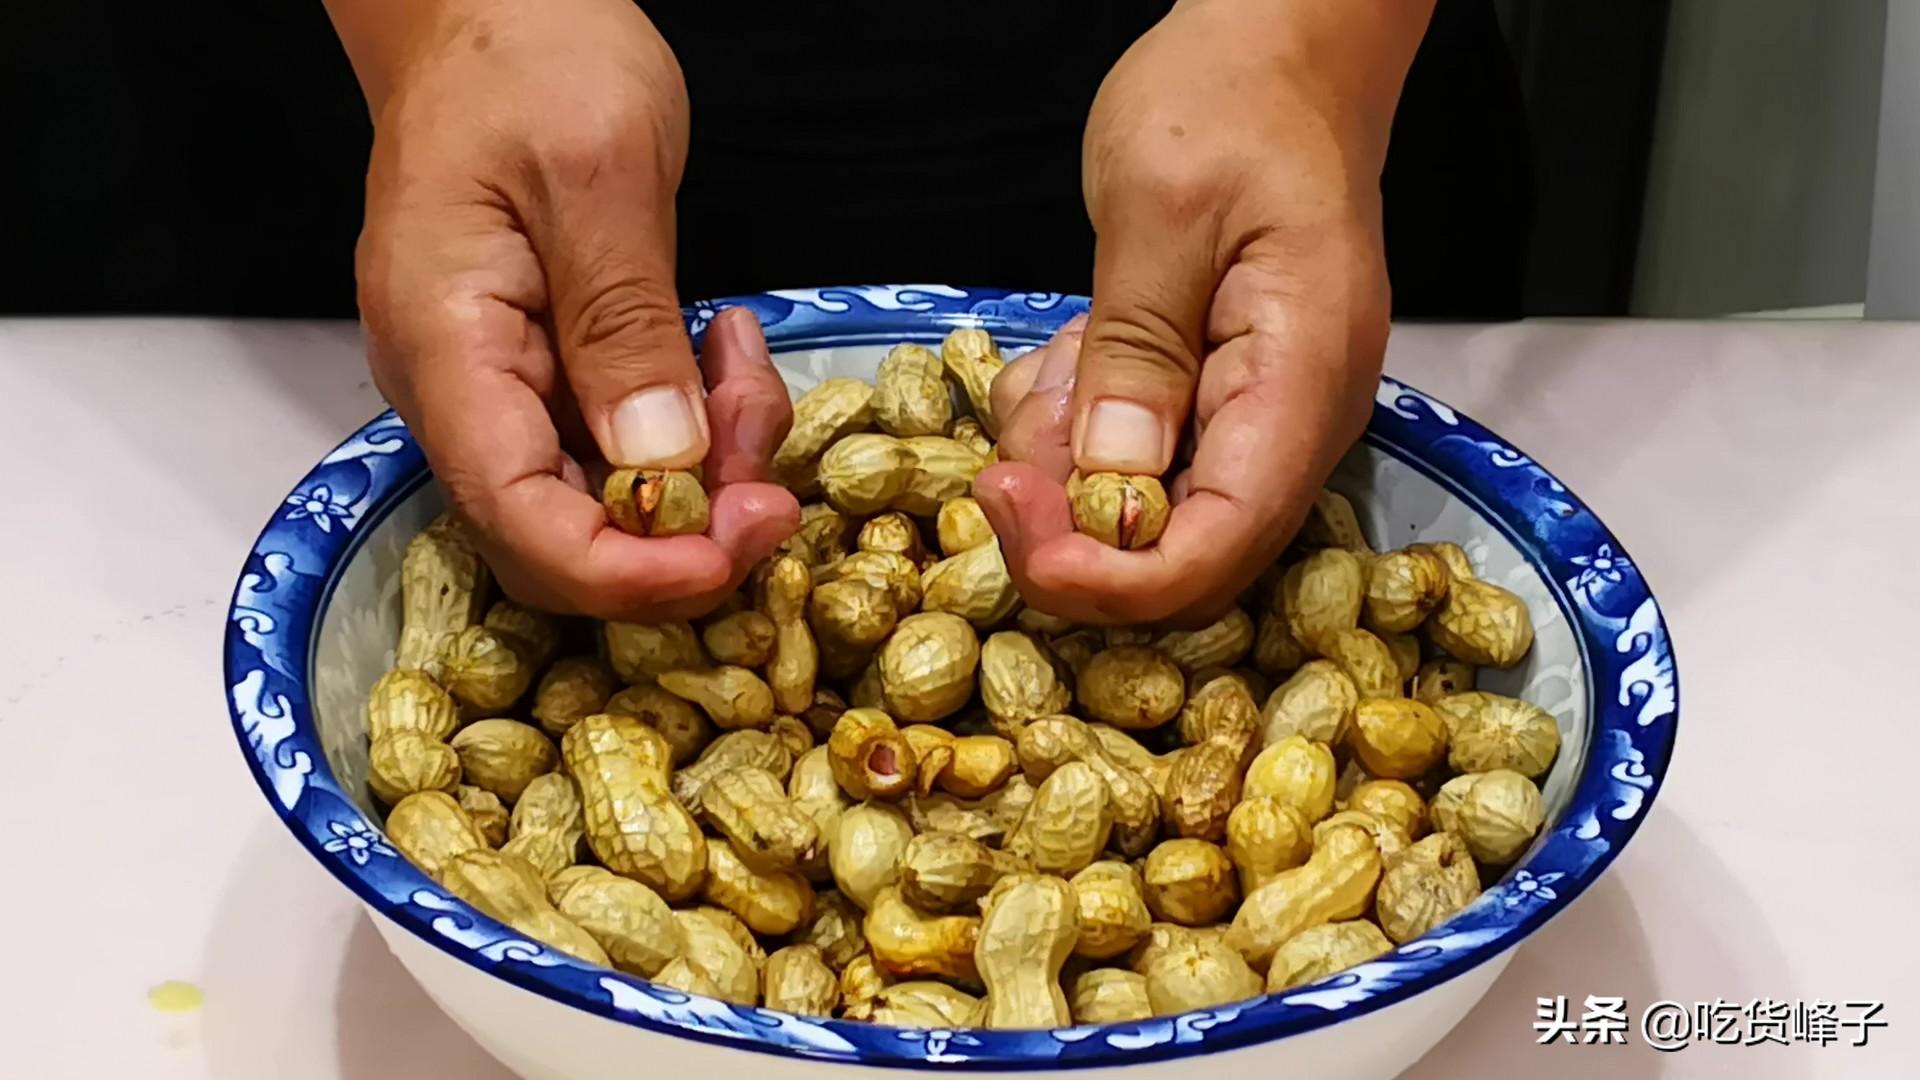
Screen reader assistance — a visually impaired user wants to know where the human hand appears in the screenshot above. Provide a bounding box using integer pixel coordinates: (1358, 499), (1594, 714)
(978, 0), (1429, 627)
(350, 0), (798, 622)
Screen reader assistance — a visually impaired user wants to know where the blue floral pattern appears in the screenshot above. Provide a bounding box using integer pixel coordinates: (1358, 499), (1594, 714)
(224, 285), (1678, 1070)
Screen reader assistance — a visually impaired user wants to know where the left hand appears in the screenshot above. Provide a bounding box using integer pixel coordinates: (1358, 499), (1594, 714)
(977, 0), (1410, 627)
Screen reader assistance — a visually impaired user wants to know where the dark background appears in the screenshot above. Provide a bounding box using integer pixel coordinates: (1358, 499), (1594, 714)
(0, 1), (1668, 321)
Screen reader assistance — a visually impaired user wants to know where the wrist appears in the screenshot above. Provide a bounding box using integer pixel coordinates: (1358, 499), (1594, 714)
(322, 0), (479, 116)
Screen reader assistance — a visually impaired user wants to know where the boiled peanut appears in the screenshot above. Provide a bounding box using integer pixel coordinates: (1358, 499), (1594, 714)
(440, 625), (537, 714)
(865, 886), (981, 984)
(838, 953), (892, 1014)
(604, 621), (705, 684)
(1413, 657), (1476, 706)
(939, 734), (1017, 798)
(1252, 612), (1309, 678)
(937, 496), (995, 556)
(899, 832), (1030, 913)
(1071, 969), (1153, 1023)
(874, 343), (954, 438)
(385, 790), (487, 877)
(878, 612), (979, 723)
(810, 578), (899, 652)
(817, 550), (923, 617)
(553, 867), (683, 977)
(900, 725), (955, 797)
(1143, 839), (1238, 926)
(1300, 489), (1373, 555)
(1267, 920), (1394, 991)
(396, 516), (489, 676)
(1348, 698), (1449, 779)
(903, 775), (1035, 845)
(973, 874), (1077, 1028)
(775, 377), (876, 478)
(449, 719), (556, 803)
(658, 666), (777, 731)
(1069, 861), (1152, 960)
(701, 611), (776, 668)
(703, 841), (814, 935)
(1068, 472), (1170, 549)
(1281, 548), (1366, 655)
(368, 732), (461, 806)
(1322, 628), (1401, 700)
(763, 945), (839, 1017)
(1245, 735), (1337, 822)
(439, 848), (609, 965)
(1428, 577), (1534, 668)
(1314, 809), (1410, 865)
(672, 909), (760, 1005)
(1224, 797), (1313, 894)
(456, 785), (510, 847)
(1225, 822), (1383, 967)
(1411, 540), (1476, 582)
(1261, 659), (1359, 747)
(1444, 768), (1544, 864)
(671, 729), (792, 806)
(1141, 935), (1263, 1016)
(941, 328), (1005, 435)
(828, 708), (918, 800)
(921, 540), (1019, 628)
(1006, 761), (1113, 876)
(780, 503), (854, 570)
(788, 746), (852, 881)
(366, 668), (459, 742)
(1162, 736), (1244, 842)
(699, 765), (821, 872)
(1347, 779), (1429, 839)
(1077, 646), (1185, 730)
(1152, 608), (1256, 675)
(1435, 691), (1560, 778)
(1177, 676), (1260, 763)
(530, 657), (619, 738)
(1375, 831), (1481, 943)
(830, 802), (915, 910)
(848, 982), (985, 1027)
(759, 555), (818, 715)
(1363, 547), (1452, 634)
(800, 687), (848, 740)
(798, 889), (866, 970)
(980, 631), (1072, 737)
(603, 468), (708, 537)
(895, 435), (988, 516)
(605, 684), (713, 767)
(562, 715), (706, 902)
(653, 957), (724, 998)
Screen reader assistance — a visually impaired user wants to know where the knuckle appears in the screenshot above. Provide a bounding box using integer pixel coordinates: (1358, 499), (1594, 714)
(567, 273), (684, 354)
(1086, 305), (1200, 378)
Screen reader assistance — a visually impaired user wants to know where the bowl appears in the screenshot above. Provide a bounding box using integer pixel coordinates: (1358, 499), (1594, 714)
(226, 284), (1678, 1079)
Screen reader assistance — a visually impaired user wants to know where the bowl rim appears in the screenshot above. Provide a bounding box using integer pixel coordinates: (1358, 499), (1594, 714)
(225, 284), (1679, 1069)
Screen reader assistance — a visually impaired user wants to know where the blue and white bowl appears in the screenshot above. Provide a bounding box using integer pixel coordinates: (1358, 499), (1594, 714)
(226, 285), (1678, 1080)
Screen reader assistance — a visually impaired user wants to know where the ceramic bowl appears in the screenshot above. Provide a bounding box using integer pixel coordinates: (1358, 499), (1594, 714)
(226, 285), (1678, 1080)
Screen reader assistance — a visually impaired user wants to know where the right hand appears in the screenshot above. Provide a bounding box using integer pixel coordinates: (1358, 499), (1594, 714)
(354, 0), (798, 622)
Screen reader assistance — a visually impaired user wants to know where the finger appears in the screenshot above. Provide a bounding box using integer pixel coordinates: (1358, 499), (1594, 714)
(700, 306), (795, 486)
(707, 482), (803, 592)
(524, 143), (710, 470)
(995, 323), (1085, 481)
(1070, 214), (1214, 474)
(990, 312), (1088, 422)
(973, 461), (1078, 612)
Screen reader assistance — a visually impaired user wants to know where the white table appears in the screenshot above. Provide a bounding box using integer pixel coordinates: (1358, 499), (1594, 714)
(1, 317), (1915, 1078)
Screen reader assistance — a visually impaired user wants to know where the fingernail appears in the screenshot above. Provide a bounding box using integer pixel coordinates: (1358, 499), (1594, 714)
(1076, 398), (1170, 473)
(610, 385), (708, 468)
(717, 306), (766, 358)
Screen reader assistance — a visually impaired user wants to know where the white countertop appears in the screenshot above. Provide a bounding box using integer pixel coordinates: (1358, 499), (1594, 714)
(1, 316), (1916, 1078)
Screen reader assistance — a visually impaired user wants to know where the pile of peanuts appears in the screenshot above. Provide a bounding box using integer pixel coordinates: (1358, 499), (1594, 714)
(364, 328), (1560, 1029)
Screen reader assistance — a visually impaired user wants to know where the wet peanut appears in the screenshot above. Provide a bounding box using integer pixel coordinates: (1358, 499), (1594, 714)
(1224, 797), (1313, 894)
(1376, 831), (1481, 943)
(673, 909), (760, 1005)
(1069, 861), (1152, 960)
(974, 874), (1077, 1028)
(449, 719), (556, 803)
(1245, 735), (1337, 823)
(878, 612), (980, 723)
(397, 516), (489, 677)
(701, 611), (776, 668)
(1252, 612), (1309, 678)
(1267, 920), (1394, 991)
(385, 790), (487, 877)
(439, 848), (609, 965)
(1444, 768), (1544, 865)
(980, 631), (1072, 737)
(1413, 657), (1476, 706)
(1322, 628), (1401, 700)
(563, 715), (706, 902)
(604, 621), (705, 684)
(1006, 761), (1114, 876)
(1162, 737), (1244, 842)
(849, 981), (986, 1027)
(1068, 472), (1170, 549)
(1300, 489), (1373, 555)
(456, 785), (510, 847)
(658, 666), (777, 731)
(1363, 547), (1453, 635)
(440, 625), (537, 715)
(531, 657), (619, 738)
(671, 729), (793, 806)
(1143, 840), (1237, 926)
(838, 953), (893, 1014)
(921, 540), (1019, 628)
(368, 732), (461, 806)
(1428, 577), (1535, 668)
(900, 832), (1031, 913)
(788, 746), (852, 880)
(1152, 609), (1256, 675)
(603, 469), (708, 537)
(763, 945), (839, 1017)
(1225, 823), (1383, 967)
(605, 684), (713, 767)
(1077, 646), (1185, 730)
(865, 886), (981, 984)
(831, 802), (915, 910)
(1071, 969), (1153, 1023)
(1260, 659), (1359, 748)
(553, 868), (683, 977)
(798, 889), (866, 970)
(367, 668), (459, 743)
(937, 496), (996, 556)
(1348, 779), (1429, 839)
(1142, 935), (1263, 1016)
(1435, 691), (1560, 778)
(903, 775), (1035, 845)
(699, 765), (821, 872)
(775, 378), (876, 478)
(874, 343), (954, 438)
(941, 328), (1006, 436)
(703, 841), (814, 935)
(1348, 698), (1449, 779)
(828, 708), (917, 800)
(1281, 548), (1366, 655)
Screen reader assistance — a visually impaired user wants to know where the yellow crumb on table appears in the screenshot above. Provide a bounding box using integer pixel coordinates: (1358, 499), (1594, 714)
(147, 980), (204, 1013)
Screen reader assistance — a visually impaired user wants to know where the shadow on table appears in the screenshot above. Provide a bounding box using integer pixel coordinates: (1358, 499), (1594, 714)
(198, 820), (511, 1080)
(1402, 808), (1812, 1079)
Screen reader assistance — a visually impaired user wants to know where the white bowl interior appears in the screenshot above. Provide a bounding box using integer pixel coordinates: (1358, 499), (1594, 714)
(312, 344), (1590, 866)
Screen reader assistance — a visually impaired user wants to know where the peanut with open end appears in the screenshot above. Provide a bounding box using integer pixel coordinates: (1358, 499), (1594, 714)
(838, 953), (892, 1014)
(937, 496), (995, 556)
(1006, 761), (1113, 876)
(550, 866), (683, 977)
(828, 708), (917, 800)
(531, 657), (619, 738)
(439, 848), (609, 965)
(879, 612), (980, 722)
(980, 631), (1072, 737)
(1363, 547), (1453, 635)
(1068, 861), (1152, 960)
(658, 666), (777, 731)
(1152, 609), (1256, 675)
(903, 775), (1035, 845)
(704, 840), (815, 935)
(1435, 691), (1560, 778)
(1281, 548), (1366, 655)
(976, 874), (1078, 1029)
(563, 714), (706, 902)
(1143, 839), (1238, 926)
(1348, 698), (1449, 779)
(900, 725), (954, 797)
(941, 328), (1005, 435)
(921, 539), (1019, 628)
(699, 765), (821, 872)
(1428, 576), (1535, 668)
(831, 802), (915, 910)
(1071, 969), (1153, 1023)
(397, 516), (490, 676)
(449, 719), (556, 803)
(1225, 822), (1383, 968)
(899, 832), (1030, 913)
(1068, 472), (1170, 550)
(866, 885), (982, 984)
(1413, 657), (1475, 706)
(456, 785), (510, 847)
(798, 889), (866, 970)
(1244, 735), (1337, 823)
(385, 790), (487, 877)
(603, 468), (709, 537)
(368, 732), (462, 806)
(762, 945), (839, 1017)
(775, 377), (876, 478)
(874, 343), (954, 438)
(367, 668), (459, 742)
(605, 684), (713, 766)
(1077, 646), (1185, 730)
(1141, 934), (1264, 1016)
(1267, 920), (1394, 991)
(939, 734), (1017, 798)
(672, 908), (760, 1005)
(780, 503), (854, 570)
(604, 621), (705, 685)
(1375, 831), (1481, 943)
(1224, 796), (1313, 894)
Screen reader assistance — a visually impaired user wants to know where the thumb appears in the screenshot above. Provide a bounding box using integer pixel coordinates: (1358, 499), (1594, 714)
(529, 162), (707, 470)
(1070, 224), (1214, 474)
